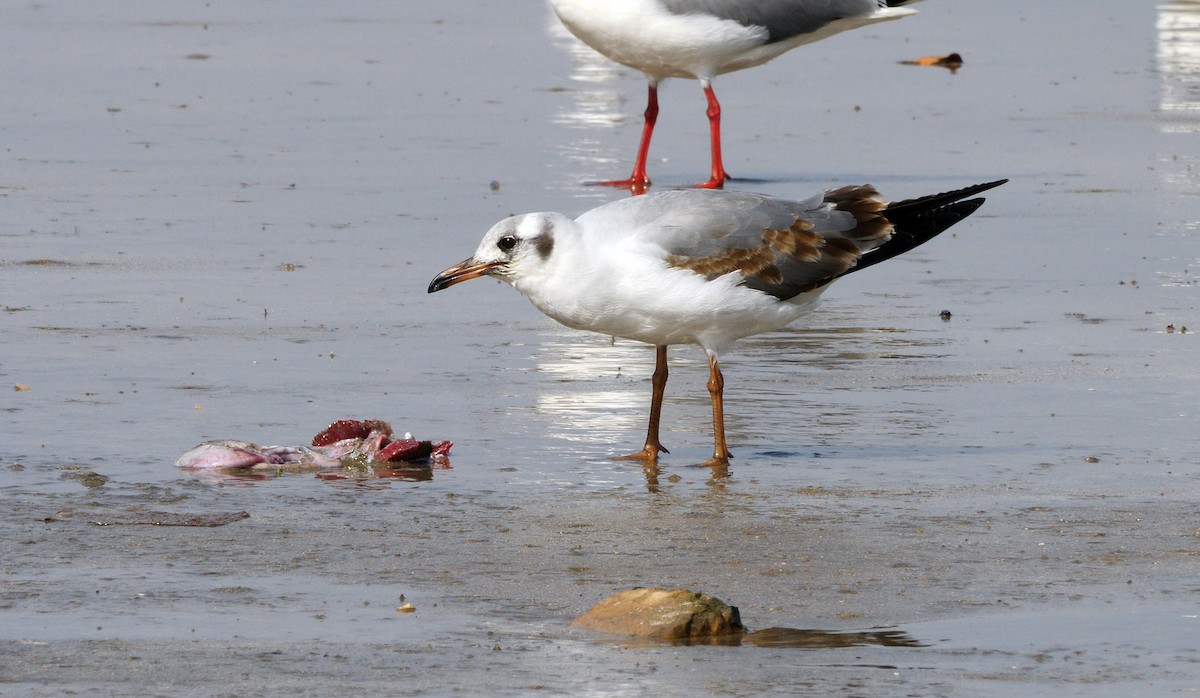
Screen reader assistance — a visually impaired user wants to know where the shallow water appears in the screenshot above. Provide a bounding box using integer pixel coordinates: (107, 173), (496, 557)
(3, 0), (1198, 695)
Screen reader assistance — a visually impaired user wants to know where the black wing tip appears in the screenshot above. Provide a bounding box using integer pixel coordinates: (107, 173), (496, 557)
(842, 179), (1006, 277)
(884, 179), (1007, 216)
(958, 178), (1008, 197)
(938, 196), (986, 223)
(964, 178), (1008, 195)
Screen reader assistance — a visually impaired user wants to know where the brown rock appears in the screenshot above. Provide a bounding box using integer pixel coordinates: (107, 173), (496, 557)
(571, 588), (744, 642)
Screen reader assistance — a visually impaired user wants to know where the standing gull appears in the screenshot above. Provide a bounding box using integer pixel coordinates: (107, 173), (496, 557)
(549, 0), (920, 192)
(429, 179), (1005, 465)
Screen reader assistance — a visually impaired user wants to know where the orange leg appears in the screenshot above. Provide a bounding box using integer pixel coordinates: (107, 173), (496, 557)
(705, 352), (732, 465)
(692, 81), (730, 190)
(615, 344), (670, 462)
(591, 83), (658, 195)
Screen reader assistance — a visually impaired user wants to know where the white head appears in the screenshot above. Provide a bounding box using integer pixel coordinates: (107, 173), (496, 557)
(428, 212), (573, 293)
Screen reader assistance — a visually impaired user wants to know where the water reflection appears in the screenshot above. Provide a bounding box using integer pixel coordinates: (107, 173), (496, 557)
(1155, 2), (1198, 289)
(533, 335), (661, 447)
(743, 322), (952, 370)
(180, 461), (448, 487)
(543, 10), (635, 187)
(537, 390), (646, 444)
(1157, 1), (1200, 132)
(545, 15), (626, 128)
(617, 625), (925, 649)
(640, 459), (731, 495)
(528, 314), (949, 489)
(741, 626), (926, 649)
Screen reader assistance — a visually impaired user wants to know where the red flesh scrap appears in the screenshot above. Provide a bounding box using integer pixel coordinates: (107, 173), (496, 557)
(375, 439), (453, 463)
(374, 438), (432, 463)
(312, 419), (393, 447)
(312, 419), (451, 463)
(375, 439), (452, 463)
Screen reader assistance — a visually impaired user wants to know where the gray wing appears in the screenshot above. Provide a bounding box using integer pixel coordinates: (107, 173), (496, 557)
(606, 180), (1005, 302)
(590, 188), (890, 301)
(659, 0), (882, 43)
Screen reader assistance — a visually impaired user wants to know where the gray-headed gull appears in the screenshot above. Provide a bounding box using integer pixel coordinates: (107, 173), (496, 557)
(429, 179), (1005, 465)
(549, 0), (920, 192)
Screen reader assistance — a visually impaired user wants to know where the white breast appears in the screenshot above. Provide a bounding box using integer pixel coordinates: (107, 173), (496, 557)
(549, 0), (770, 80)
(515, 224), (826, 353)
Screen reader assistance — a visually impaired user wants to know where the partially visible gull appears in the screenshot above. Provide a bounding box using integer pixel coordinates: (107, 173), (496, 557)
(549, 0), (921, 192)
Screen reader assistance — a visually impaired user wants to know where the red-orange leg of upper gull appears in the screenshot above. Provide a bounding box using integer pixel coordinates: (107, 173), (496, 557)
(591, 84), (659, 196)
(615, 344), (670, 462)
(693, 82), (730, 190)
(705, 352), (732, 465)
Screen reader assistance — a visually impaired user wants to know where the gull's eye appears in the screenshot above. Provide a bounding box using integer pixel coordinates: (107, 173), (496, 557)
(497, 235), (518, 253)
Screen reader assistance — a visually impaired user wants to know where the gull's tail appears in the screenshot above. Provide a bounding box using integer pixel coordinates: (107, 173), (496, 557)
(846, 179), (1008, 276)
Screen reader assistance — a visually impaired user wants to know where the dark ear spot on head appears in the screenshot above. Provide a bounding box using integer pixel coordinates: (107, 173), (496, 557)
(535, 230), (554, 259)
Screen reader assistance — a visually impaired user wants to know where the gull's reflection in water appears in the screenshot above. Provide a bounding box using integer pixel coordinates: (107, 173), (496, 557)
(532, 333), (730, 491)
(533, 337), (650, 445)
(543, 10), (638, 188)
(1157, 1), (1200, 133)
(532, 335), (661, 485)
(529, 310), (947, 491)
(1155, 2), (1199, 290)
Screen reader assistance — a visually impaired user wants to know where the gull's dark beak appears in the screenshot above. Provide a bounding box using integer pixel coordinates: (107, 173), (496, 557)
(427, 258), (499, 293)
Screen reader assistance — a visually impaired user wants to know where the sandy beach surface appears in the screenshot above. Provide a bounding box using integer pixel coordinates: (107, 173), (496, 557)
(3, 1), (1197, 695)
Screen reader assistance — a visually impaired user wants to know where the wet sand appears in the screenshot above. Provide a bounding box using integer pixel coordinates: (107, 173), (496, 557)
(2, 1), (1198, 695)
